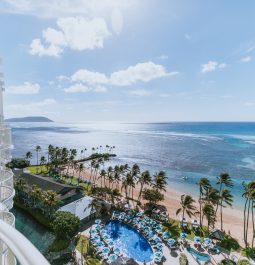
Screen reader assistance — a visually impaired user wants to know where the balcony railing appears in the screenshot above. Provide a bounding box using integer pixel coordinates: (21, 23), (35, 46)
(0, 220), (50, 265)
(0, 186), (15, 210)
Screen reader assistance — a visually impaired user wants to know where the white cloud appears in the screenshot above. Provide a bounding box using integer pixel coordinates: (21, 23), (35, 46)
(7, 82), (40, 94)
(62, 62), (175, 88)
(94, 86), (107, 92)
(64, 84), (91, 93)
(60, 61), (176, 94)
(71, 69), (108, 85)
(130, 89), (151, 97)
(110, 61), (178, 86)
(30, 17), (111, 56)
(201, 61), (227, 73)
(63, 83), (107, 93)
(30, 38), (64, 57)
(240, 56), (252, 63)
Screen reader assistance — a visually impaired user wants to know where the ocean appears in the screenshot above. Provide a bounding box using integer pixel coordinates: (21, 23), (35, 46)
(10, 122), (255, 209)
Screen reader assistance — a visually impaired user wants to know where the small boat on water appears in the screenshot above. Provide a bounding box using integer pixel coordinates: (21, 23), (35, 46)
(182, 176), (188, 180)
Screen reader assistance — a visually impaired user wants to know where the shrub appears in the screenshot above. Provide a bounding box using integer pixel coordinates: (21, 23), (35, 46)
(238, 260), (251, 265)
(6, 158), (30, 169)
(219, 235), (240, 251)
(218, 259), (236, 265)
(52, 211), (80, 239)
(179, 253), (188, 265)
(49, 238), (70, 252)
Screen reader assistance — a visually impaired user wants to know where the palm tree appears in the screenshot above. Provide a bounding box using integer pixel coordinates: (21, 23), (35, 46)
(203, 203), (216, 231)
(40, 156), (47, 173)
(219, 189), (233, 231)
(138, 170), (152, 201)
(25, 151), (32, 163)
(198, 177), (211, 228)
(216, 173), (233, 214)
(176, 194), (197, 228)
(35, 145), (41, 174)
(43, 190), (58, 218)
(88, 199), (102, 218)
(153, 171), (167, 192)
(242, 181), (255, 248)
(78, 163), (84, 178)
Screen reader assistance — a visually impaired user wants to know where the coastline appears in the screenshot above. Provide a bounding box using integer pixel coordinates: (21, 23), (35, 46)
(76, 167), (252, 248)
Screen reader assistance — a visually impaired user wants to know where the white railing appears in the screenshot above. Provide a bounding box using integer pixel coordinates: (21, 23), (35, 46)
(0, 220), (50, 265)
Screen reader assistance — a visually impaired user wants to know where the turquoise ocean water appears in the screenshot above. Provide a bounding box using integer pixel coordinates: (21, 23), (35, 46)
(10, 122), (255, 209)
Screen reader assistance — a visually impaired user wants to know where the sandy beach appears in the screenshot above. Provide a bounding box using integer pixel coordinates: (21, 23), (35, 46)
(73, 166), (251, 248)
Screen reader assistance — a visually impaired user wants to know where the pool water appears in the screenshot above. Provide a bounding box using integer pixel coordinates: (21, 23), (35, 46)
(187, 247), (211, 262)
(105, 220), (153, 263)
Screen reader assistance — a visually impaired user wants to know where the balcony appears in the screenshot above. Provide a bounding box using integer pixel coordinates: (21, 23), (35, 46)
(0, 220), (50, 265)
(0, 186), (15, 210)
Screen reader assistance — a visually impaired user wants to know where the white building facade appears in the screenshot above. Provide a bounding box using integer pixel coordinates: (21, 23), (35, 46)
(0, 64), (50, 265)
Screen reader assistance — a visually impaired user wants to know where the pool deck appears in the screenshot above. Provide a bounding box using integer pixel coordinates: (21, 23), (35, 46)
(79, 227), (244, 265)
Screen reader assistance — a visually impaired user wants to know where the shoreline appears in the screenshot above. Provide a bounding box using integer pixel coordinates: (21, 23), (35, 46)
(73, 167), (252, 248)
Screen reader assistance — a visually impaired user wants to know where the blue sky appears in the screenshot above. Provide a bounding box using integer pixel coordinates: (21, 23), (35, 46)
(1, 0), (255, 122)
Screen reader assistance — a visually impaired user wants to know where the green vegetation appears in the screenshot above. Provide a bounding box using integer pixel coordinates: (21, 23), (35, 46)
(14, 200), (52, 229)
(6, 158), (30, 169)
(219, 235), (240, 251)
(242, 248), (255, 261)
(237, 260), (251, 265)
(218, 259), (236, 265)
(76, 235), (101, 265)
(52, 211), (80, 240)
(179, 253), (188, 265)
(14, 179), (59, 227)
(49, 238), (70, 252)
(28, 165), (49, 175)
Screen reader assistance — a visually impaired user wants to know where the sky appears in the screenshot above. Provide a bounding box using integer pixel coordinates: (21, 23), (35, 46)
(0, 0), (255, 122)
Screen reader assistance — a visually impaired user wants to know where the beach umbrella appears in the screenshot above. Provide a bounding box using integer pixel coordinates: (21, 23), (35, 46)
(108, 241), (114, 248)
(204, 238), (212, 244)
(91, 235), (100, 240)
(136, 212), (143, 217)
(90, 229), (98, 234)
(95, 219), (101, 224)
(152, 236), (161, 243)
(96, 241), (104, 247)
(92, 224), (101, 230)
(148, 231), (155, 237)
(143, 226), (150, 231)
(102, 247), (110, 254)
(163, 231), (170, 237)
(167, 238), (176, 245)
(194, 236), (201, 243)
(180, 232), (187, 239)
(154, 251), (163, 258)
(139, 221), (145, 227)
(108, 254), (118, 262)
(113, 248), (121, 255)
(156, 243), (164, 250)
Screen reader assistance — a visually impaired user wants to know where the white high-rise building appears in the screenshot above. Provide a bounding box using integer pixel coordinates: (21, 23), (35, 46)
(0, 62), (50, 265)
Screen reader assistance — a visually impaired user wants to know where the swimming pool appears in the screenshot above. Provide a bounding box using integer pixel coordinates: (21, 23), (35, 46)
(187, 247), (211, 262)
(105, 220), (153, 263)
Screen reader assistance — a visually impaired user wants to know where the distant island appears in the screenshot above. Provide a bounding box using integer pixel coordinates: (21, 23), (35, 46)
(5, 116), (54, 122)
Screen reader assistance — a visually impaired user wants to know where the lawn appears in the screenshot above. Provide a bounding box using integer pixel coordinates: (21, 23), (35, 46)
(26, 165), (92, 194)
(27, 165), (49, 175)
